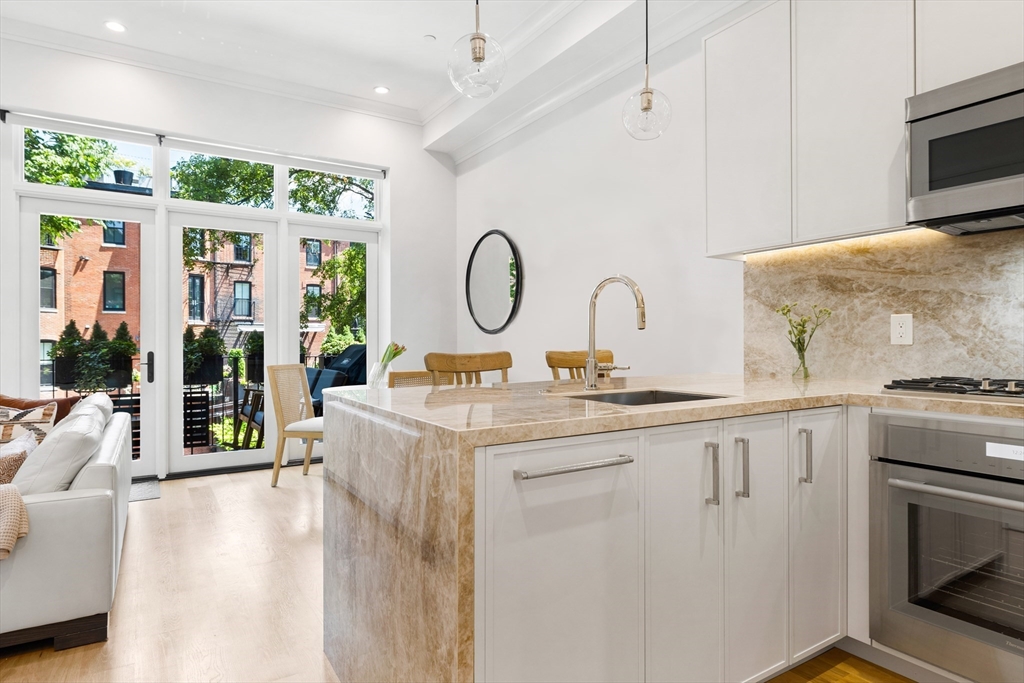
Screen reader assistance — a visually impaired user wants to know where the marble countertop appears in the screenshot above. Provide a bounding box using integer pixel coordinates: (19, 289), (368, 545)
(322, 374), (1023, 448)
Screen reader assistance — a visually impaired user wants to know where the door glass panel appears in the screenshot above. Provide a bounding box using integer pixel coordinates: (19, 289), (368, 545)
(24, 128), (153, 196)
(39, 214), (142, 461)
(929, 117), (1024, 191)
(906, 501), (1024, 644)
(299, 237), (367, 390)
(170, 151), (274, 209)
(182, 228), (264, 454)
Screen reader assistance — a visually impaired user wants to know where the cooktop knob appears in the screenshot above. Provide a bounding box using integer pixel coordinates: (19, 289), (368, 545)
(980, 378), (994, 391)
(1008, 381), (1020, 392)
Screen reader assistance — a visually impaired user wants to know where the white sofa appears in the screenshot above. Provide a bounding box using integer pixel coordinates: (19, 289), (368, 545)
(0, 411), (131, 649)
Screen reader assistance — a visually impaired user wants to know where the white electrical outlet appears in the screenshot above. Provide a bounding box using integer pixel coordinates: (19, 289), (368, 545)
(891, 313), (913, 345)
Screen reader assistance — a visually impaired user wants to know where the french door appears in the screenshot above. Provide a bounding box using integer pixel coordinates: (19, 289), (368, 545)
(20, 196), (164, 479)
(167, 210), (280, 474)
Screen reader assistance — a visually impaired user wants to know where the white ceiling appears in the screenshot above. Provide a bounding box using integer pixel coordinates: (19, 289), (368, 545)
(0, 0), (564, 120)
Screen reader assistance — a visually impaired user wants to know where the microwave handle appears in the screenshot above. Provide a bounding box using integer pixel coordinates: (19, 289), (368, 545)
(888, 478), (1024, 513)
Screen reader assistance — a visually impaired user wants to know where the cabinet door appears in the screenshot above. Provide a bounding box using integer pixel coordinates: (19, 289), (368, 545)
(788, 407), (844, 661)
(793, 0), (912, 242)
(706, 1), (792, 256)
(917, 0), (1024, 93)
(724, 414), (789, 683)
(647, 422), (723, 683)
(486, 433), (642, 683)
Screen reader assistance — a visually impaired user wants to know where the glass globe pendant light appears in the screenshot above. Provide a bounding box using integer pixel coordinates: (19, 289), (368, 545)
(623, 0), (671, 140)
(448, 0), (507, 98)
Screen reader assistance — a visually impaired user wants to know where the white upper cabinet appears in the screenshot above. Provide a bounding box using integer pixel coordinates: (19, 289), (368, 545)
(705, 0), (792, 256)
(916, 0), (1024, 93)
(788, 407), (845, 662)
(793, 0), (913, 242)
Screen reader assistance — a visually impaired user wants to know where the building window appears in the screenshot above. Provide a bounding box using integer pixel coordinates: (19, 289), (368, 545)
(188, 274), (205, 321)
(234, 234), (252, 262)
(40, 340), (55, 386)
(234, 281), (252, 317)
(41, 233), (56, 247)
(40, 267), (57, 309)
(305, 284), (321, 319)
(103, 272), (126, 311)
(306, 240), (321, 267)
(102, 220), (126, 245)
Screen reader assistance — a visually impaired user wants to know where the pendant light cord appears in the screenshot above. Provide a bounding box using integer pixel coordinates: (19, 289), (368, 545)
(645, 0), (648, 66)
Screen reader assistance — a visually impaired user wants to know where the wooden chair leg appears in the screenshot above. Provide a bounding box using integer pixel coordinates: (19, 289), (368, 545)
(271, 436), (287, 487)
(303, 437), (315, 475)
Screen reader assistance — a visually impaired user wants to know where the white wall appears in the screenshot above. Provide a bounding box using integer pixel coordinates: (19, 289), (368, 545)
(0, 39), (457, 391)
(455, 30), (744, 382)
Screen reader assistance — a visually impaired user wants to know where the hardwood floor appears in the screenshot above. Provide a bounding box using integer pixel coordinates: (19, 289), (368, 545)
(0, 464), (338, 683)
(770, 648), (916, 683)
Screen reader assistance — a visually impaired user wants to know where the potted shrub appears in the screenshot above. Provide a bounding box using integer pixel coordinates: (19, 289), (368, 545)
(320, 325), (354, 368)
(50, 320), (85, 389)
(113, 169), (134, 186)
(107, 321), (138, 389)
(75, 322), (110, 394)
(184, 326), (225, 385)
(243, 331), (264, 384)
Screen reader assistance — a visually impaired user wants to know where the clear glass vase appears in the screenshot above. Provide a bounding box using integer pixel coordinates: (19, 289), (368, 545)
(792, 353), (810, 381)
(367, 361), (390, 389)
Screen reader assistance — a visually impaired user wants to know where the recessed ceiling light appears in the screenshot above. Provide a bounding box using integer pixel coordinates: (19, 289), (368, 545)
(423, 34), (436, 42)
(105, 21), (126, 33)
(374, 86), (390, 95)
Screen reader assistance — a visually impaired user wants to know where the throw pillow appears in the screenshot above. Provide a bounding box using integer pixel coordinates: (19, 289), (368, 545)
(0, 394), (80, 424)
(0, 433), (37, 484)
(12, 405), (105, 495)
(0, 402), (58, 444)
(68, 393), (114, 423)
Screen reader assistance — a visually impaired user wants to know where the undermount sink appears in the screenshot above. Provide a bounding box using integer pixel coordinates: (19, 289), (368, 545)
(564, 390), (726, 406)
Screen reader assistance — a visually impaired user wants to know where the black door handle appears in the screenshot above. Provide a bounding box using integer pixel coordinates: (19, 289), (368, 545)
(139, 351), (155, 383)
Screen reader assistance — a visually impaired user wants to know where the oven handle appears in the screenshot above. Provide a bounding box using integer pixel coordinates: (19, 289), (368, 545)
(888, 478), (1024, 513)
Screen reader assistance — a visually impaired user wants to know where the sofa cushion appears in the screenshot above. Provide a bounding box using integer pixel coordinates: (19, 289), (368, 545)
(0, 433), (37, 484)
(0, 402), (58, 445)
(69, 393), (114, 423)
(12, 405), (106, 495)
(0, 394), (80, 424)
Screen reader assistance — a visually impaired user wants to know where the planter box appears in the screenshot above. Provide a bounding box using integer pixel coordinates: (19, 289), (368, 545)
(106, 355), (133, 389)
(53, 357), (77, 389)
(246, 354), (264, 384)
(185, 355), (223, 386)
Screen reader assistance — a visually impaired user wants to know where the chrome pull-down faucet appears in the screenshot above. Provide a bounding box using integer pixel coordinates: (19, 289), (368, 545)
(586, 275), (646, 390)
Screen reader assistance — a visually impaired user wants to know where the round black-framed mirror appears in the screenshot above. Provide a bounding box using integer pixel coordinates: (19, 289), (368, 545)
(466, 230), (522, 335)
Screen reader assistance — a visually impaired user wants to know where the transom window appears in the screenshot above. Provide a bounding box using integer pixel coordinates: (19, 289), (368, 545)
(103, 220), (126, 245)
(234, 281), (252, 317)
(40, 267), (56, 309)
(103, 271), (126, 311)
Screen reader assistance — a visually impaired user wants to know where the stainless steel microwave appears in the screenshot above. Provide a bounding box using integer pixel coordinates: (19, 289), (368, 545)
(906, 62), (1024, 235)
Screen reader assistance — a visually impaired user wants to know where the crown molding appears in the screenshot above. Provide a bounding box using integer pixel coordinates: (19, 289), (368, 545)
(0, 18), (424, 126)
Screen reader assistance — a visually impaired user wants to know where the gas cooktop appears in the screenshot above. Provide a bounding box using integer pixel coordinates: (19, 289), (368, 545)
(882, 377), (1024, 403)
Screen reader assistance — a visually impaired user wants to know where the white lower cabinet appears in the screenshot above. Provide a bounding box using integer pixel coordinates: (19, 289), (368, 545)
(484, 433), (643, 683)
(647, 422), (724, 683)
(724, 414), (790, 683)
(479, 409), (845, 683)
(789, 407), (845, 661)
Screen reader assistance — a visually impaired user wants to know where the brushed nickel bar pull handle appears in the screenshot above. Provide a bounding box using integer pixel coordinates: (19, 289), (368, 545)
(704, 441), (720, 505)
(888, 478), (1024, 512)
(513, 455), (634, 480)
(735, 437), (750, 498)
(798, 427), (813, 484)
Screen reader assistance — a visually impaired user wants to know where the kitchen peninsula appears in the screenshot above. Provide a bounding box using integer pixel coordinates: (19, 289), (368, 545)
(321, 375), (1023, 683)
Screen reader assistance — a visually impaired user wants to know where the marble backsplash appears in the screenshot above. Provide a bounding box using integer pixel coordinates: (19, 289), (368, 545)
(744, 227), (1024, 381)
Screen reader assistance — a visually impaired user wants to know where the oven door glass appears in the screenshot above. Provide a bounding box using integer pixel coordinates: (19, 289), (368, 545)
(886, 464), (1024, 654)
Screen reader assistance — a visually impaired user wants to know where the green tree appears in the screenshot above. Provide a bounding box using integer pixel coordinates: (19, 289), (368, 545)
(289, 169), (374, 219)
(300, 242), (366, 335)
(182, 228), (262, 271)
(171, 154), (274, 207)
(25, 130), (117, 243)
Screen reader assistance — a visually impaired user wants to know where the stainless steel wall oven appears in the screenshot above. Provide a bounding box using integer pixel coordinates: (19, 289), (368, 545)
(870, 413), (1024, 682)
